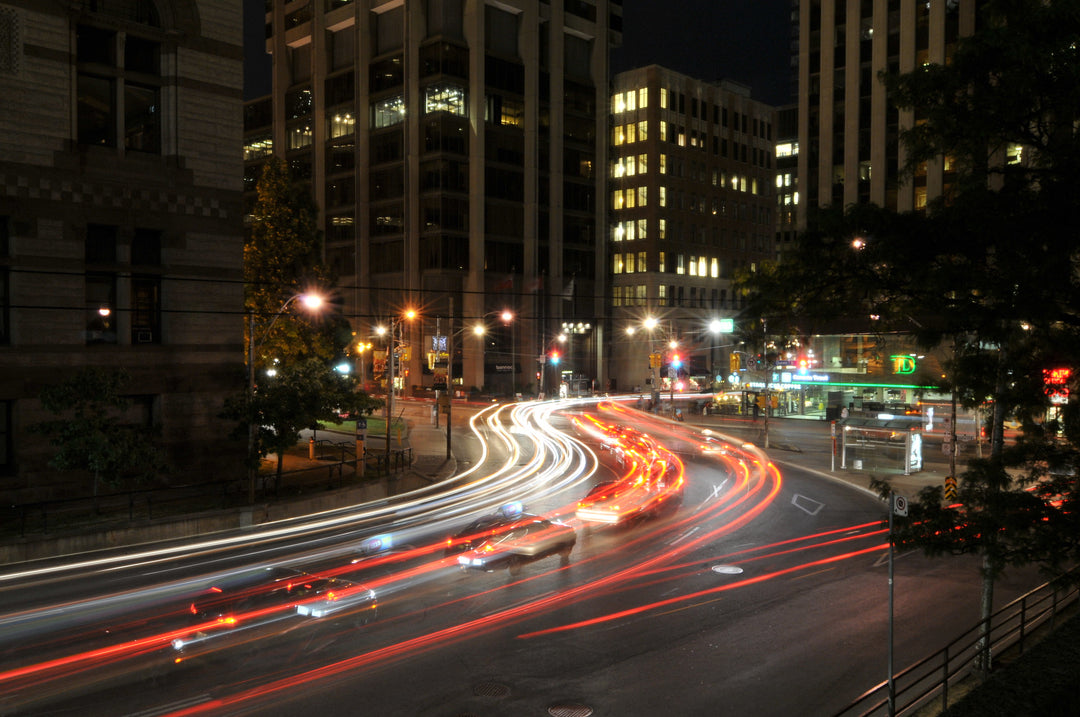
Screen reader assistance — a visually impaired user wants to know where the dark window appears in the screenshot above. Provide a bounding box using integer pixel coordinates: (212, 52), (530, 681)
(86, 224), (117, 263)
(131, 227), (161, 266)
(131, 276), (161, 344)
(76, 24), (161, 153)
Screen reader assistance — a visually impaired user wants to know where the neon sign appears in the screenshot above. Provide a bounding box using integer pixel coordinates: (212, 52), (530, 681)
(891, 355), (916, 374)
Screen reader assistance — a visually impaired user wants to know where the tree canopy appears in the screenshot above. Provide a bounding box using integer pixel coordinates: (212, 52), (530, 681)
(741, 0), (1080, 606)
(34, 368), (169, 496)
(246, 156), (345, 371)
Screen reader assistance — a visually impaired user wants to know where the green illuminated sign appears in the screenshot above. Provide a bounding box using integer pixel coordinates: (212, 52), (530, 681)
(891, 355), (916, 374)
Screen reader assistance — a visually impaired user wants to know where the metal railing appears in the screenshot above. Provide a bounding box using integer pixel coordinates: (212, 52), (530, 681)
(5, 442), (416, 537)
(834, 570), (1080, 716)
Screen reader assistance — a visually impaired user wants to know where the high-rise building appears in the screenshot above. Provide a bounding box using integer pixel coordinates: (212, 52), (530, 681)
(797, 0), (978, 221)
(0, 0), (245, 500)
(607, 66), (776, 395)
(251, 0), (622, 397)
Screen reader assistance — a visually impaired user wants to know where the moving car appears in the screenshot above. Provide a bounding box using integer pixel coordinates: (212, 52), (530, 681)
(443, 502), (537, 556)
(456, 516), (576, 576)
(172, 567), (374, 664)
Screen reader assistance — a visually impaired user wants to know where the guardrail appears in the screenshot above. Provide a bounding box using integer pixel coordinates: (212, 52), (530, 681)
(834, 570), (1080, 716)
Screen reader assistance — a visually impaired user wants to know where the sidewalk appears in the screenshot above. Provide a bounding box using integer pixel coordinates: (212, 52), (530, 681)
(678, 410), (958, 502)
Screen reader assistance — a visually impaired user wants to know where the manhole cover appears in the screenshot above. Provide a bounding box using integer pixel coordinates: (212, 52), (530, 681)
(548, 703), (594, 717)
(472, 681), (510, 698)
(711, 564), (744, 575)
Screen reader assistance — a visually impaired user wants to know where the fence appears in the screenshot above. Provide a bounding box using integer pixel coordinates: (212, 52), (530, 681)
(833, 570), (1080, 716)
(5, 441), (415, 538)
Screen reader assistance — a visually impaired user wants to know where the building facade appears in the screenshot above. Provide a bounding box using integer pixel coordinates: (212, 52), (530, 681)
(251, 0), (622, 397)
(0, 0), (245, 500)
(607, 66), (777, 395)
(797, 0), (979, 220)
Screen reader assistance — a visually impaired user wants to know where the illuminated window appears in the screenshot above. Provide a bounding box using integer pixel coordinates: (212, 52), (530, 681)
(677, 129), (685, 147)
(751, 178), (759, 195)
(329, 112), (354, 138)
(626, 123), (637, 143)
(614, 125), (626, 145)
(658, 251), (666, 272)
(1006, 144), (1023, 165)
(625, 189), (635, 209)
(658, 283), (667, 306)
(659, 154), (667, 174)
(499, 98), (523, 126)
(613, 253), (624, 273)
(625, 220), (636, 241)
(740, 176), (747, 192)
(287, 122), (313, 149)
(626, 253), (635, 273)
(659, 120), (667, 141)
(637, 186), (647, 206)
(637, 251), (647, 272)
(637, 219), (647, 239)
(374, 94), (405, 127)
(711, 258), (719, 278)
(689, 257), (697, 276)
(613, 224), (625, 241)
(626, 90), (636, 111)
(638, 87), (648, 109)
(635, 285), (647, 306)
(425, 84), (466, 115)
(613, 190), (624, 210)
(613, 93), (625, 114)
(658, 218), (666, 239)
(660, 88), (668, 108)
(613, 158), (625, 177)
(698, 256), (707, 275)
(244, 135), (273, 161)
(637, 120), (647, 141)
(626, 155), (636, 176)
(611, 285), (622, 307)
(659, 186), (666, 207)
(775, 141), (796, 158)
(676, 254), (685, 275)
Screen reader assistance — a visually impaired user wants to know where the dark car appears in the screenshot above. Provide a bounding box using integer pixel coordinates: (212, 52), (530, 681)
(172, 567), (373, 664)
(443, 503), (538, 556)
(456, 516), (576, 576)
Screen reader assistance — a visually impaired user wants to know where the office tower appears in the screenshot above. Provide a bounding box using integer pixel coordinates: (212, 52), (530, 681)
(607, 66), (776, 395)
(252, 0), (622, 397)
(797, 0), (978, 221)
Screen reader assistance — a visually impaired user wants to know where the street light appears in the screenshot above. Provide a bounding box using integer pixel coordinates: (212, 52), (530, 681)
(246, 291), (325, 503)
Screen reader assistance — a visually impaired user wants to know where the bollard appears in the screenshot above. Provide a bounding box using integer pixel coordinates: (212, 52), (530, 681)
(309, 437), (315, 460)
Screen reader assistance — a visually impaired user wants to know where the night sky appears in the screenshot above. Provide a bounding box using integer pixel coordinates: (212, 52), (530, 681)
(244, 0), (794, 106)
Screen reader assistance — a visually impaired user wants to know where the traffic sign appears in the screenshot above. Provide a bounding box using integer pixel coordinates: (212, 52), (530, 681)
(893, 495), (908, 517)
(356, 417), (367, 430)
(944, 475), (958, 500)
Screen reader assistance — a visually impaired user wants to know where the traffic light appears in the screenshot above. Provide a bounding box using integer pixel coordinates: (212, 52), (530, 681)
(550, 350), (560, 365)
(670, 353), (682, 369)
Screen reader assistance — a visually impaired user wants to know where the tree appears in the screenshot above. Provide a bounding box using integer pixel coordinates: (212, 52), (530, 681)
(34, 368), (169, 500)
(222, 358), (382, 492)
(246, 156), (344, 371)
(742, 0), (1080, 672)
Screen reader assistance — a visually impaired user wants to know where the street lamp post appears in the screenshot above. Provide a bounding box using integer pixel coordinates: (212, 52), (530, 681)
(376, 309), (416, 473)
(246, 292), (324, 504)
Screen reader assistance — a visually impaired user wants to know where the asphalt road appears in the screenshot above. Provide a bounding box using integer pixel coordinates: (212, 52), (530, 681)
(0, 403), (1045, 717)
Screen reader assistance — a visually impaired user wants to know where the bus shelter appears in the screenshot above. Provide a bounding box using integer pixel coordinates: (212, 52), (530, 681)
(840, 417), (923, 475)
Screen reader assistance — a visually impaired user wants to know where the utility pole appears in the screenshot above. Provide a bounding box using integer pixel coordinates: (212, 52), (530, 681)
(446, 297), (453, 460)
